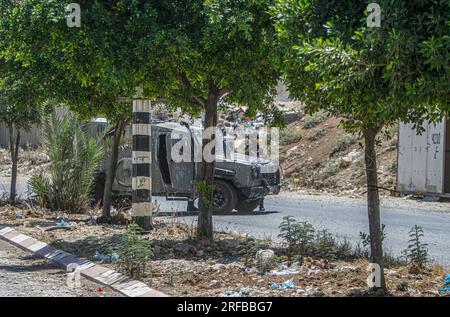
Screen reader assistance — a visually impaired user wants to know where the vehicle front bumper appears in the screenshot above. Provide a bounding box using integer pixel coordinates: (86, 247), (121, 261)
(240, 184), (281, 200)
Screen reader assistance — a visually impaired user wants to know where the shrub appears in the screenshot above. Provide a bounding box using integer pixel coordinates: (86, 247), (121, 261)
(302, 111), (328, 129)
(405, 225), (429, 268)
(333, 133), (359, 154)
(388, 159), (397, 173)
(116, 223), (153, 279)
(334, 237), (353, 259)
(278, 216), (315, 265)
(255, 252), (279, 275)
(280, 128), (302, 145)
(322, 158), (341, 177)
(359, 224), (387, 248)
(29, 110), (104, 212)
(307, 127), (326, 141)
(312, 229), (337, 259)
(0, 192), (9, 207)
(240, 235), (263, 267)
(278, 216), (298, 264)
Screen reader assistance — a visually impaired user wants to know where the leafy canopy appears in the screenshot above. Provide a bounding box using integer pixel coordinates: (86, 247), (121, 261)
(0, 61), (44, 128)
(132, 0), (282, 115)
(273, 0), (449, 133)
(0, 0), (139, 123)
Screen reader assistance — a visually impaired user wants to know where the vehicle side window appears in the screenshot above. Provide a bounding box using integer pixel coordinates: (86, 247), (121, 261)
(157, 134), (171, 185)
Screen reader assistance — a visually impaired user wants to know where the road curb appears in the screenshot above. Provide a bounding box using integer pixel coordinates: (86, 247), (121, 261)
(0, 225), (167, 297)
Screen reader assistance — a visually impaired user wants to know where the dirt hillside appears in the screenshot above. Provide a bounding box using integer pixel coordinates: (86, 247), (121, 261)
(279, 112), (398, 197)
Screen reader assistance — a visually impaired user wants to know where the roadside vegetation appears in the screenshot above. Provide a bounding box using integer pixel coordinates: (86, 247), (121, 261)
(302, 111), (328, 130)
(116, 223), (153, 279)
(280, 128), (303, 146)
(29, 110), (104, 212)
(0, 203), (447, 296)
(0, 0), (448, 297)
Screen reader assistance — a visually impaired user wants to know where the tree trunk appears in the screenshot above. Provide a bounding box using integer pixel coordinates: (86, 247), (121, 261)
(364, 127), (386, 291)
(197, 92), (219, 242)
(8, 123), (20, 205)
(99, 117), (127, 222)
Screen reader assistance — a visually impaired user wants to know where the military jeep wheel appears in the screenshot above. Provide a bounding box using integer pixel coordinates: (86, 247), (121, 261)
(236, 198), (263, 213)
(211, 180), (238, 213)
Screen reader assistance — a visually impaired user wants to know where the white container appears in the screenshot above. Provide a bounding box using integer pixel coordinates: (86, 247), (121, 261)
(397, 118), (450, 196)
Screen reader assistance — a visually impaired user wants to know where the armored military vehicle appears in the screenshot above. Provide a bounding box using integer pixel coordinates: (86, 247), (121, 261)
(93, 120), (281, 213)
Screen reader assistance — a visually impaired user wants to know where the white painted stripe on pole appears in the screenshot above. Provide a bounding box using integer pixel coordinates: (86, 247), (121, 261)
(132, 151), (152, 164)
(132, 96), (152, 226)
(133, 100), (151, 113)
(133, 202), (153, 217)
(132, 124), (151, 136)
(132, 177), (152, 190)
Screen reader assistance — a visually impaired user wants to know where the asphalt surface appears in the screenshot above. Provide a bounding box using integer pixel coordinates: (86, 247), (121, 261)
(2, 177), (449, 267)
(154, 193), (450, 267)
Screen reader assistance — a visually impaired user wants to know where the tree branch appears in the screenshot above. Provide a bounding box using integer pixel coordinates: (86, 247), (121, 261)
(218, 87), (229, 98)
(179, 72), (207, 107)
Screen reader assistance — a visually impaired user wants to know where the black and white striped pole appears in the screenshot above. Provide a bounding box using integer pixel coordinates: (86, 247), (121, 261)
(132, 92), (153, 230)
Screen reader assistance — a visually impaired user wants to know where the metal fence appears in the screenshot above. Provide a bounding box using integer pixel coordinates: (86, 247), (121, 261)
(0, 123), (42, 149)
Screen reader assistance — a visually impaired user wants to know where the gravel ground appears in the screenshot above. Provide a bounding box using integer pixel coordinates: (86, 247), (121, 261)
(0, 239), (120, 297)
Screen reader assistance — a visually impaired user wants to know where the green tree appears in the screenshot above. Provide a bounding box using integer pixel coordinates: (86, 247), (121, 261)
(0, 1), (137, 219)
(135, 0), (281, 240)
(2, 1), (281, 235)
(0, 63), (44, 205)
(274, 0), (449, 291)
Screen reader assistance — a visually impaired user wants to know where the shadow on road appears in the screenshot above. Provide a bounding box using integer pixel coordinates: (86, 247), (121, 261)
(0, 262), (63, 273)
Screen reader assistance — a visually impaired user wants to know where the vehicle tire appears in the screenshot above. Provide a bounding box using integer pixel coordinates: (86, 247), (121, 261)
(236, 198), (263, 213)
(187, 200), (199, 212)
(211, 180), (238, 213)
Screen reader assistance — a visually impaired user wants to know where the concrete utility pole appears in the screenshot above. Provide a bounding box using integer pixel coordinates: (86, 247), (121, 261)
(132, 93), (153, 230)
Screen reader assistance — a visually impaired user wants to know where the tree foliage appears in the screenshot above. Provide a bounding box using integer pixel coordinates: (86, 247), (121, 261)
(274, 0), (449, 131)
(1, 0), (133, 122)
(0, 0), (137, 217)
(134, 0), (281, 239)
(117, 0), (281, 112)
(0, 58), (46, 204)
(274, 0), (449, 290)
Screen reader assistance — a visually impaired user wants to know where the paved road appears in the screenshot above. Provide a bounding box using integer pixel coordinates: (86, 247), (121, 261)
(0, 177), (29, 200)
(2, 177), (449, 267)
(0, 239), (117, 297)
(155, 193), (450, 267)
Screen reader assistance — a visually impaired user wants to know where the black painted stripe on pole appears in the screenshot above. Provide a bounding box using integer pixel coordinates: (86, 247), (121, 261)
(132, 135), (151, 152)
(133, 112), (150, 124)
(132, 164), (151, 177)
(132, 189), (151, 203)
(132, 98), (152, 230)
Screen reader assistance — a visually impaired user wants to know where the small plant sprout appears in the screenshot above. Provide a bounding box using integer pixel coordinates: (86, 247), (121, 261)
(405, 225), (429, 268)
